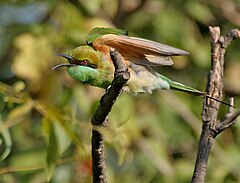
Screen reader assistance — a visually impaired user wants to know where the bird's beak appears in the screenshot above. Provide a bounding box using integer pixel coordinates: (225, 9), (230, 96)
(52, 54), (76, 70)
(56, 54), (74, 62)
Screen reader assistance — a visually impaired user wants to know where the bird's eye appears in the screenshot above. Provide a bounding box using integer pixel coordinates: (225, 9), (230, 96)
(81, 60), (88, 65)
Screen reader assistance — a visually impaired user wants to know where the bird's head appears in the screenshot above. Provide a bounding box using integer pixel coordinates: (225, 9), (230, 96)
(53, 46), (113, 88)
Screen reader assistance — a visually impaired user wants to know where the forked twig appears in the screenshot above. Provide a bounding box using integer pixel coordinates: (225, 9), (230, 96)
(191, 27), (240, 183)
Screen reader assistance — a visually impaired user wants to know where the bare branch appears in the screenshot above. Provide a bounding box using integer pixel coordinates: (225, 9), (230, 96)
(191, 26), (240, 183)
(91, 49), (130, 183)
(215, 103), (240, 135)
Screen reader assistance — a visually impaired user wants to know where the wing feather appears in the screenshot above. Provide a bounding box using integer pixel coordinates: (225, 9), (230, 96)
(92, 34), (189, 66)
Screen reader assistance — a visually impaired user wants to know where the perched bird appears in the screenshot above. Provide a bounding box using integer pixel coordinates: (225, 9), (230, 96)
(53, 27), (231, 106)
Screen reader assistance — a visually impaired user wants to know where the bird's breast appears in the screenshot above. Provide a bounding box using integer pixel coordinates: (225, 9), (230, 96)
(123, 64), (170, 94)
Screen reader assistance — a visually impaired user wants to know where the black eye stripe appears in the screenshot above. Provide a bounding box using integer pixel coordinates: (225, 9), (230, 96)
(74, 59), (97, 69)
(88, 63), (97, 69)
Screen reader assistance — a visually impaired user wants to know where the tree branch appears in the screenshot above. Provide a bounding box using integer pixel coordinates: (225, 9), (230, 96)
(191, 26), (240, 183)
(91, 49), (130, 183)
(215, 97), (240, 135)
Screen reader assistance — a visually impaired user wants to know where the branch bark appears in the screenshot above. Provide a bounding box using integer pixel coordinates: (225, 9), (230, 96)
(91, 49), (130, 183)
(191, 27), (240, 183)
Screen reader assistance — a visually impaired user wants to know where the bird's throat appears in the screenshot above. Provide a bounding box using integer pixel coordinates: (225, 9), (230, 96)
(67, 66), (113, 89)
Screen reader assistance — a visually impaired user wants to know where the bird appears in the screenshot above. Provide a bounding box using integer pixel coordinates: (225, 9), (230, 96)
(53, 27), (232, 106)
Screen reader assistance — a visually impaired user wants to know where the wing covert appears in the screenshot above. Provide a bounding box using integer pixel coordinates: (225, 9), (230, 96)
(92, 34), (189, 66)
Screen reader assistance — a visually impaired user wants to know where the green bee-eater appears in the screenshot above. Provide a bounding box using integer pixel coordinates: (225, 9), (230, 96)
(53, 27), (230, 106)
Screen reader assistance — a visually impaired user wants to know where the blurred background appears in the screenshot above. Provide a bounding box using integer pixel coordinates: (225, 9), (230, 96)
(0, 0), (240, 182)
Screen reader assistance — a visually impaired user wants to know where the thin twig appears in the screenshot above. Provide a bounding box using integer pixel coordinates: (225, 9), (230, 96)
(215, 110), (240, 135)
(191, 27), (240, 183)
(91, 49), (130, 183)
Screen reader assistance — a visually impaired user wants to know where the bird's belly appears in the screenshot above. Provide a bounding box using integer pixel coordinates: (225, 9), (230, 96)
(123, 65), (170, 94)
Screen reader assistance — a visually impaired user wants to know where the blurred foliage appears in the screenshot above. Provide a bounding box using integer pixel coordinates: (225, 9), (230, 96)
(0, 0), (240, 182)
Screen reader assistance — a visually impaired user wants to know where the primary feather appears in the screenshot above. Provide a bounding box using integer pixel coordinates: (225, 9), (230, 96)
(92, 34), (189, 66)
(54, 27), (233, 107)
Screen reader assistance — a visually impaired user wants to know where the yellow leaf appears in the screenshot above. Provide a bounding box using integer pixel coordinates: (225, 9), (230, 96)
(12, 33), (53, 92)
(1, 100), (34, 131)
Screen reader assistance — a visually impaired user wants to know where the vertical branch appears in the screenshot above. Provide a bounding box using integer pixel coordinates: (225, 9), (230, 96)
(191, 27), (240, 183)
(191, 26), (222, 183)
(91, 120), (108, 183)
(91, 49), (130, 183)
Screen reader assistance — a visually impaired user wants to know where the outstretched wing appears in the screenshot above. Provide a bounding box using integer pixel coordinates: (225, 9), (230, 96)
(92, 34), (189, 66)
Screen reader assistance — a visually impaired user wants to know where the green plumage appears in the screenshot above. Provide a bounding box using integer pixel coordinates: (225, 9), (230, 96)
(159, 75), (204, 96)
(55, 27), (204, 96)
(86, 27), (128, 45)
(53, 27), (234, 107)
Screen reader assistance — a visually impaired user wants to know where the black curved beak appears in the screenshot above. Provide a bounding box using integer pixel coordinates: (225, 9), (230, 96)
(52, 54), (76, 70)
(56, 54), (74, 62)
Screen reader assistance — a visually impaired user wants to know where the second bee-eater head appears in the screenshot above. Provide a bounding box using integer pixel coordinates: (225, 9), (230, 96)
(54, 46), (114, 88)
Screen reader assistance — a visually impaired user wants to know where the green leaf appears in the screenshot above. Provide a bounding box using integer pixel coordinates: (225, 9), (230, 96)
(2, 101), (34, 130)
(0, 81), (27, 104)
(37, 102), (84, 149)
(45, 119), (71, 181)
(46, 121), (59, 181)
(0, 117), (12, 161)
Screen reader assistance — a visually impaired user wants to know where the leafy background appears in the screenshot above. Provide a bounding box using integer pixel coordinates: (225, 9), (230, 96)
(0, 0), (240, 182)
